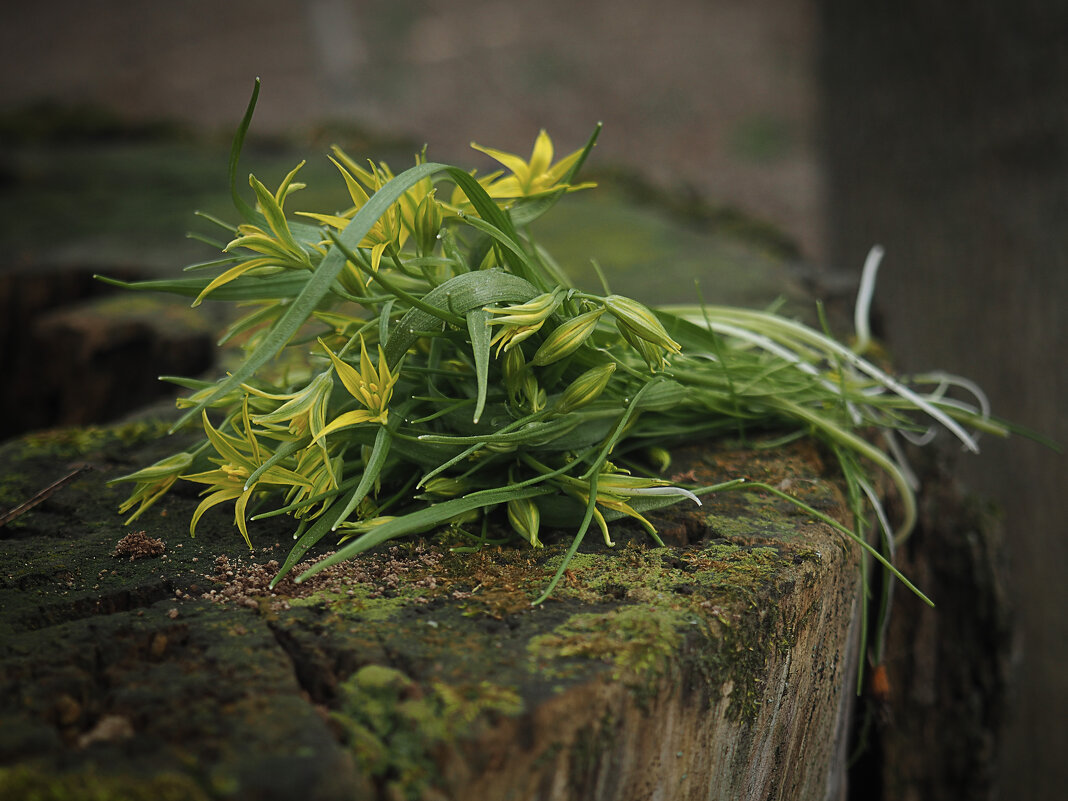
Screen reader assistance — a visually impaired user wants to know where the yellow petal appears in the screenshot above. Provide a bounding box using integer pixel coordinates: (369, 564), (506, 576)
(321, 341), (366, 402)
(312, 409), (376, 444)
(470, 142), (531, 179)
(190, 488), (243, 537)
(192, 258), (274, 307)
(234, 490), (254, 549)
(329, 155), (372, 208)
(528, 130), (554, 180)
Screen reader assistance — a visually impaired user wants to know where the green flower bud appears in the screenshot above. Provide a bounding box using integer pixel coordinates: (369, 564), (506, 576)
(556, 362), (616, 413)
(485, 289), (563, 328)
(413, 191), (442, 256)
(604, 295), (681, 355)
(646, 446), (672, 473)
(617, 321), (668, 371)
(502, 342), (526, 382)
(507, 495), (542, 547)
(531, 308), (604, 366)
(523, 373), (547, 412)
(502, 345), (527, 407)
(423, 476), (468, 497)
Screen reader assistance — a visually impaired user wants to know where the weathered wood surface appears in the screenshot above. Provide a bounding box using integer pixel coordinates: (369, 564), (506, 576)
(0, 271), (214, 439)
(0, 423), (862, 801)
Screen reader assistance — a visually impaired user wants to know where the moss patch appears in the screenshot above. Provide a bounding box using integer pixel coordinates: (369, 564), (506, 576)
(529, 604), (685, 689)
(331, 664), (522, 801)
(0, 764), (210, 801)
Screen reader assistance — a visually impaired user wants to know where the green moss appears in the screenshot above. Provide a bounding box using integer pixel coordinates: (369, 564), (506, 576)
(12, 421), (172, 461)
(529, 604), (685, 692)
(530, 537), (800, 721)
(0, 764), (210, 801)
(331, 664), (522, 800)
(285, 586), (412, 621)
(703, 512), (760, 539)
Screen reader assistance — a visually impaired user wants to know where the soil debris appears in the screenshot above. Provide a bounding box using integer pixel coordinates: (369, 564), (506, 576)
(194, 543), (445, 611)
(111, 529), (165, 560)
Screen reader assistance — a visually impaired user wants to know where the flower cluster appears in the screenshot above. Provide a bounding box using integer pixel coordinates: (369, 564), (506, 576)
(108, 116), (1006, 610)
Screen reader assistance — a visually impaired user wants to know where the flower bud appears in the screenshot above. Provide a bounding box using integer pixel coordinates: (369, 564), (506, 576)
(617, 322), (668, 371)
(502, 345), (527, 407)
(507, 495), (543, 547)
(523, 373), (547, 412)
(531, 308), (604, 366)
(646, 446), (672, 473)
(556, 363), (616, 413)
(423, 476), (468, 497)
(413, 191), (442, 256)
(604, 295), (681, 355)
(485, 289), (563, 328)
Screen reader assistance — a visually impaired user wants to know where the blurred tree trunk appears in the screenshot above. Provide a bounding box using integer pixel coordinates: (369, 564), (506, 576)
(819, 2), (1068, 799)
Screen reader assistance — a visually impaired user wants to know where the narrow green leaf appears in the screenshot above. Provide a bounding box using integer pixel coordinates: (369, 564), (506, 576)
(269, 486), (358, 588)
(243, 437), (307, 490)
(229, 78), (260, 223)
(467, 307), (491, 423)
(454, 213), (545, 284)
(532, 470), (600, 605)
(93, 272), (312, 302)
(295, 485), (554, 583)
(330, 425), (392, 530)
(378, 298), (395, 345)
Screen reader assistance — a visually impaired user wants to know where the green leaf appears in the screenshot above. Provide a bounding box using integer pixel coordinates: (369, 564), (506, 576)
(454, 213), (546, 285)
(295, 484), (554, 583)
(532, 470), (600, 605)
(268, 486), (358, 589)
(229, 78), (260, 223)
(243, 437), (306, 490)
(93, 272), (312, 302)
(330, 424), (392, 530)
(382, 269), (539, 367)
(466, 307), (491, 424)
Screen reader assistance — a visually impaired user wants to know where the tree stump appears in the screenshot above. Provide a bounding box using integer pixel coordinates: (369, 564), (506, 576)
(0, 422), (862, 800)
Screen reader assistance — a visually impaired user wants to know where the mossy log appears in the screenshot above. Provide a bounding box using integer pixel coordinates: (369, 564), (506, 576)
(0, 421), (862, 801)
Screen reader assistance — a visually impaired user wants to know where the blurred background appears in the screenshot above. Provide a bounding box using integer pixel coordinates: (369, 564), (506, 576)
(0, 1), (1063, 798)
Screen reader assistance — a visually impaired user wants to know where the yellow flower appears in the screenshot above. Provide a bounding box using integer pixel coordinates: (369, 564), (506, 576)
(299, 148), (447, 272)
(247, 371), (334, 443)
(183, 403), (313, 547)
(297, 152), (402, 274)
(109, 452), (194, 524)
(470, 130), (596, 200)
(314, 336), (398, 443)
(194, 163), (316, 306)
(283, 447), (342, 520)
(485, 289), (563, 355)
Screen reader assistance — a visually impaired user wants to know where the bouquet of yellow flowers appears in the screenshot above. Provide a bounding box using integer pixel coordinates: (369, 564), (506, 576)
(105, 83), (1008, 608)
